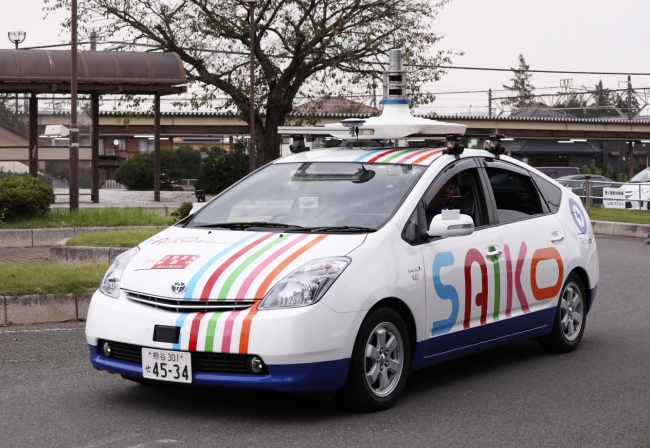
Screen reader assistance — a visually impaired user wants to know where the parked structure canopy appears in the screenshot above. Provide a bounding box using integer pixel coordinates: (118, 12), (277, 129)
(0, 49), (187, 203)
(0, 50), (187, 95)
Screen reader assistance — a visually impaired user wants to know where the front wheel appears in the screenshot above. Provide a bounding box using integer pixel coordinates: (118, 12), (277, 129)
(337, 308), (410, 412)
(539, 273), (587, 353)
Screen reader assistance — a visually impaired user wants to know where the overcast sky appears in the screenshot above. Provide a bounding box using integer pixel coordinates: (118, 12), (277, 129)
(2, 0), (650, 115)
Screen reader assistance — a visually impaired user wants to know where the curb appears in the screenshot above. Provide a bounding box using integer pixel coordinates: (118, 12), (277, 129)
(0, 292), (93, 326)
(592, 220), (650, 238)
(50, 239), (131, 264)
(0, 225), (168, 249)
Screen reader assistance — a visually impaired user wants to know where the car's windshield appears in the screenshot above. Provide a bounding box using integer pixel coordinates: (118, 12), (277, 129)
(629, 168), (650, 183)
(187, 162), (425, 231)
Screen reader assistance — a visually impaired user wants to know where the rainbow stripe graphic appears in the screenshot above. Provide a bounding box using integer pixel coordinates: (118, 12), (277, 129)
(174, 233), (328, 353)
(353, 149), (443, 165)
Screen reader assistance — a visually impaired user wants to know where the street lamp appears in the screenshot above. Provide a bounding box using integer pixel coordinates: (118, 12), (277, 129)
(8, 29), (26, 49)
(7, 29), (26, 115)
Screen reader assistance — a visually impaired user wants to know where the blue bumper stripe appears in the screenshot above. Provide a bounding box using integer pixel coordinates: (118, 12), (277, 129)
(88, 345), (350, 392)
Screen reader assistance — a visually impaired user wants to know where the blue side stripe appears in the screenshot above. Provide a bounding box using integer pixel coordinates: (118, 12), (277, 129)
(353, 150), (383, 162)
(183, 232), (260, 300)
(173, 313), (190, 350)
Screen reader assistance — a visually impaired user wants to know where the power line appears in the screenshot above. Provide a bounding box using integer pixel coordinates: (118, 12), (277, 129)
(408, 64), (650, 76)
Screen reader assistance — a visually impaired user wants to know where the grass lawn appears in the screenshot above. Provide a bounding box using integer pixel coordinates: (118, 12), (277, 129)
(0, 263), (107, 296)
(589, 206), (650, 225)
(0, 207), (175, 229)
(67, 228), (162, 247)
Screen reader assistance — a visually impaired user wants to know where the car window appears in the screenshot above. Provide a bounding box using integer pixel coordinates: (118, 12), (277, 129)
(485, 168), (544, 223)
(188, 162), (425, 230)
(421, 166), (488, 228)
(530, 172), (562, 213)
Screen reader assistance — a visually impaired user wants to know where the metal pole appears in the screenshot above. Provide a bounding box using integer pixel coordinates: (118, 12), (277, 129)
(91, 94), (100, 203)
(29, 94), (38, 178)
(69, 0), (79, 210)
(488, 89), (492, 118)
(154, 93), (161, 202)
(585, 176), (591, 213)
(248, 1), (256, 173)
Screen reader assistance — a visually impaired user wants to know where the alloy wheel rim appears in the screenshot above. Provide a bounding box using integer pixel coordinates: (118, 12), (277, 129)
(364, 322), (404, 397)
(560, 282), (583, 341)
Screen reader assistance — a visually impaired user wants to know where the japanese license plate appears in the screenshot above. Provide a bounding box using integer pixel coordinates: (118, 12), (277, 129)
(142, 348), (192, 383)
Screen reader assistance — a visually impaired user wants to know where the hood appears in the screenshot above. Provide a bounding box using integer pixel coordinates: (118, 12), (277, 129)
(120, 226), (366, 301)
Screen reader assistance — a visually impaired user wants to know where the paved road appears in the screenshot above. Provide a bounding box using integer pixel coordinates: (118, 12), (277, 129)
(0, 235), (648, 448)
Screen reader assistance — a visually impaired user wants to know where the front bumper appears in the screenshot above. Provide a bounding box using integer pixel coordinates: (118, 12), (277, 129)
(89, 345), (350, 392)
(86, 290), (361, 391)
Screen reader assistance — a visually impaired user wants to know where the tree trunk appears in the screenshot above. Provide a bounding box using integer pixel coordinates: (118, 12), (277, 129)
(255, 111), (285, 167)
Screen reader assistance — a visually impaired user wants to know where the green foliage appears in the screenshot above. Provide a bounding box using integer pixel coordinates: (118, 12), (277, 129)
(580, 160), (603, 176)
(503, 55), (536, 110)
(67, 228), (162, 247)
(0, 96), (28, 135)
(115, 149), (180, 190)
(0, 176), (55, 221)
(195, 146), (249, 195)
(45, 161), (92, 188)
(0, 207), (174, 229)
(0, 263), (108, 296)
(175, 145), (203, 179)
(617, 172), (628, 182)
(172, 201), (194, 221)
(0, 168), (53, 187)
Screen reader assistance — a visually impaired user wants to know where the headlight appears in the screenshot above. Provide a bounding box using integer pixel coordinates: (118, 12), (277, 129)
(258, 257), (351, 310)
(99, 247), (140, 299)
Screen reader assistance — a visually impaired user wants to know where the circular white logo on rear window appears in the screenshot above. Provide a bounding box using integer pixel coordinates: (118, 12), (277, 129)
(569, 198), (587, 234)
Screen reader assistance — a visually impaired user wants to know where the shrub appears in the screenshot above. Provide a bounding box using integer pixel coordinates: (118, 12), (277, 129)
(0, 176), (55, 221)
(175, 145), (203, 180)
(44, 161), (91, 188)
(195, 147), (248, 195)
(0, 169), (53, 187)
(115, 149), (181, 190)
(171, 201), (194, 222)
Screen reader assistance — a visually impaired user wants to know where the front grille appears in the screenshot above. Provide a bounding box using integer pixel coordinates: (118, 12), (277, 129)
(124, 290), (254, 313)
(102, 340), (260, 375)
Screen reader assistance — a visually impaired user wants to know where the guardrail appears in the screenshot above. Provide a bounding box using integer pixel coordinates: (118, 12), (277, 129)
(558, 178), (650, 212)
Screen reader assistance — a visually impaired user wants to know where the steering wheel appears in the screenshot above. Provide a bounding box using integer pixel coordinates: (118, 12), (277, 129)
(269, 211), (302, 223)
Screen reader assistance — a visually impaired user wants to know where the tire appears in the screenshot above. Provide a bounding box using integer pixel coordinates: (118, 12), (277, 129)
(337, 307), (411, 412)
(540, 273), (587, 353)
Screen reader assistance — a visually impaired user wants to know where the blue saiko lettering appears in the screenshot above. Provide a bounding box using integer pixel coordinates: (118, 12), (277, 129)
(431, 251), (459, 336)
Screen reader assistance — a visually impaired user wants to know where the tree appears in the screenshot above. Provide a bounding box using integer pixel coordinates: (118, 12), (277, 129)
(586, 80), (620, 118)
(175, 145), (203, 180)
(45, 0), (459, 166)
(195, 146), (248, 195)
(115, 149), (181, 190)
(503, 54), (535, 110)
(0, 95), (28, 135)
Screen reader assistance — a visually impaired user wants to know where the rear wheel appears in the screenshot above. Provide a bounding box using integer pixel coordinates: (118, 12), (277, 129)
(337, 307), (410, 412)
(540, 273), (586, 353)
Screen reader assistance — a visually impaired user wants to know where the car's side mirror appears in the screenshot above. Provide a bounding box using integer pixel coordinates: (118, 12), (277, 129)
(427, 210), (474, 238)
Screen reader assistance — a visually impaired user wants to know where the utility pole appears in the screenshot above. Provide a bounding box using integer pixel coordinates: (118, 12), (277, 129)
(69, 0), (79, 210)
(488, 89), (492, 118)
(627, 75), (634, 180)
(246, 0), (257, 173)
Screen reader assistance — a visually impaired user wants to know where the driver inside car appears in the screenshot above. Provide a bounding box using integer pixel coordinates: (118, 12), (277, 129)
(425, 177), (456, 225)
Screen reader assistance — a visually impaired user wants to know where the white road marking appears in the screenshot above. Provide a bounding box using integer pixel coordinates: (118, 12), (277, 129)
(0, 327), (84, 334)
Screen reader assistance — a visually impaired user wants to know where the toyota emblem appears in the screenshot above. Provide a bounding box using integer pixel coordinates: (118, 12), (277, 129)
(171, 282), (187, 294)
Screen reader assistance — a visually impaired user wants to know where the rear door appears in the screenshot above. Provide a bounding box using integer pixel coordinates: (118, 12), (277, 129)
(480, 159), (568, 327)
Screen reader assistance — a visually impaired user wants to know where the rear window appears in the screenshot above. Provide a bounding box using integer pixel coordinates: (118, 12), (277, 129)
(531, 172), (562, 213)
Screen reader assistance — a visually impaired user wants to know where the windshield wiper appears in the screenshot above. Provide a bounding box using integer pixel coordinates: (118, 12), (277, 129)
(295, 226), (378, 234)
(193, 222), (302, 230)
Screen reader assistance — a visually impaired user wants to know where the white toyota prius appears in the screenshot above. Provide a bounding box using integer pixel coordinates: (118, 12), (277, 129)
(86, 139), (598, 411)
(86, 52), (598, 412)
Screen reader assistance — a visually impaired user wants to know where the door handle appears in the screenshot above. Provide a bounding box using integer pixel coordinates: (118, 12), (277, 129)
(551, 232), (564, 243)
(485, 247), (502, 258)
